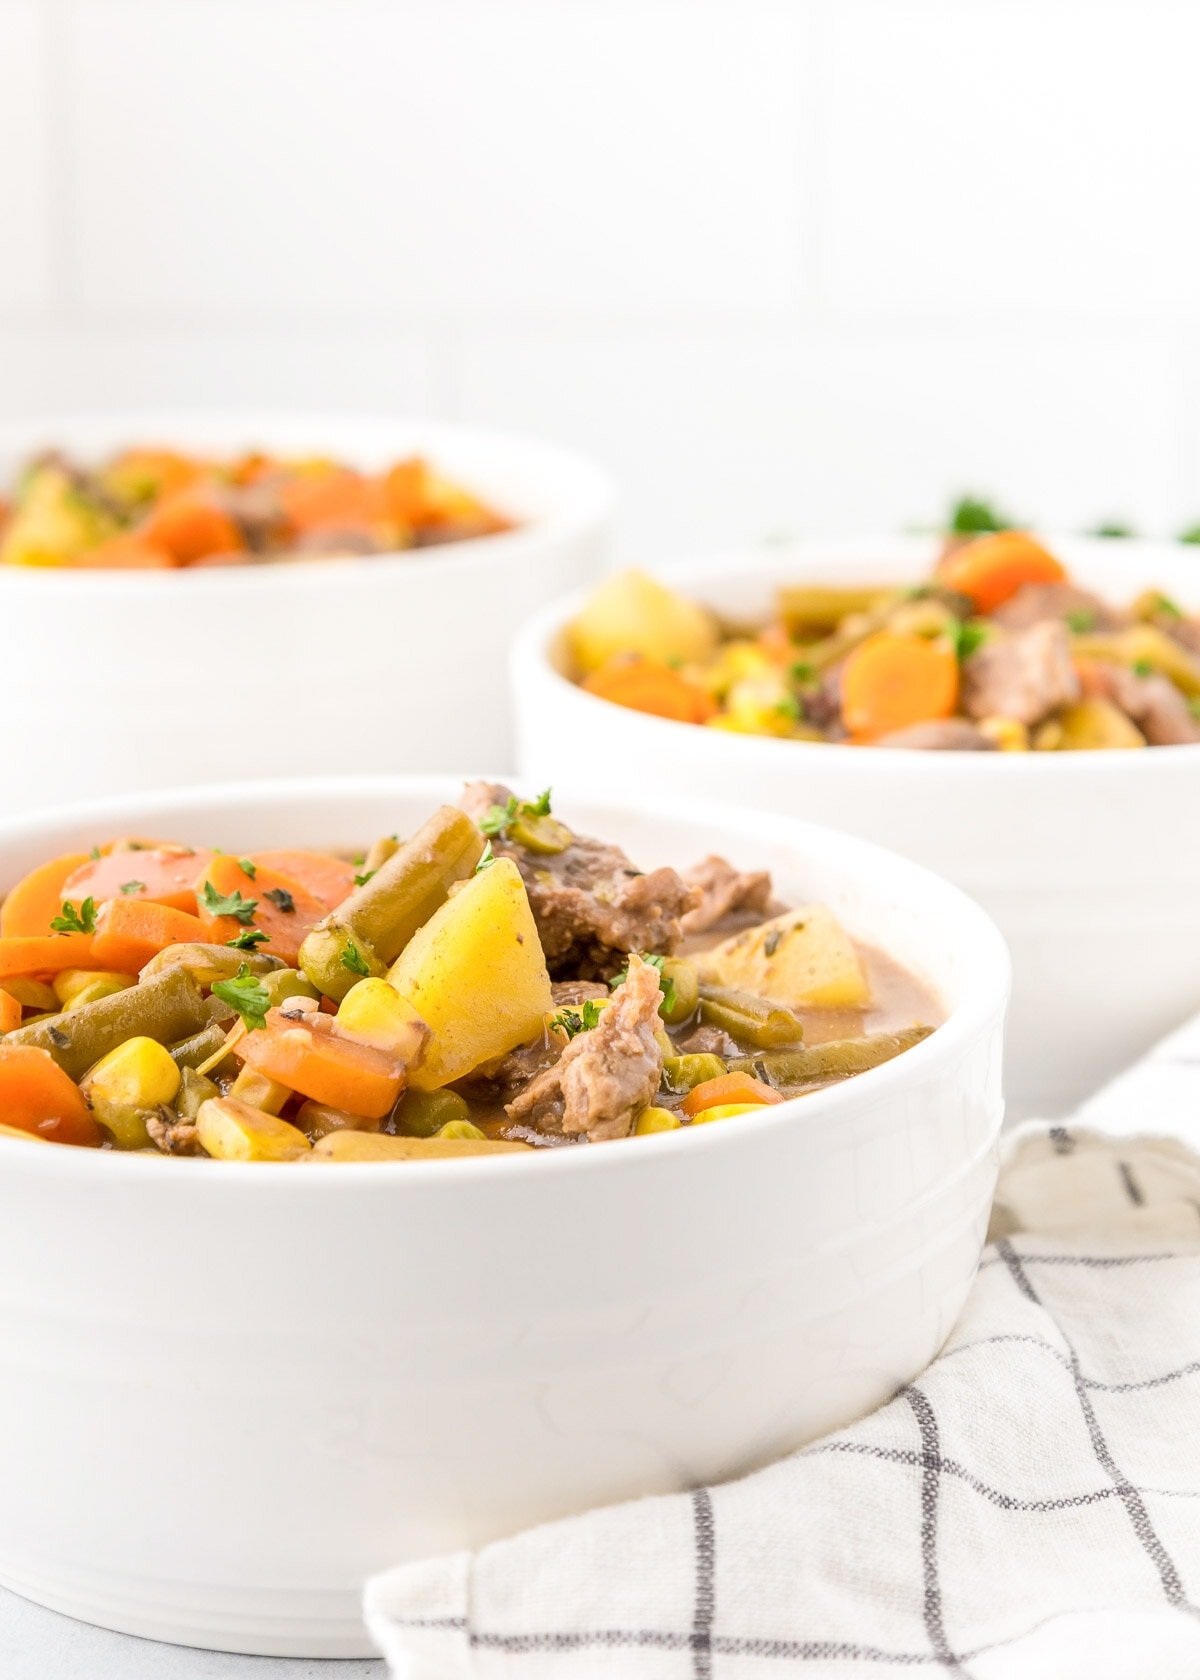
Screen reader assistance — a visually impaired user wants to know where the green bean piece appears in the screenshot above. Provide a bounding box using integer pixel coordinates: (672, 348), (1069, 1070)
(169, 1020), (235, 1072)
(394, 1087), (472, 1138)
(661, 1053), (727, 1095)
(729, 1025), (933, 1086)
(658, 958), (699, 1026)
(777, 584), (895, 634)
(295, 1100), (382, 1140)
(362, 833), (401, 874)
(140, 942), (284, 989)
(261, 968), (321, 1009)
(98, 1105), (155, 1151)
(698, 985), (805, 1050)
(5, 966), (208, 1081)
(300, 806), (484, 1000)
(177, 1067), (219, 1120)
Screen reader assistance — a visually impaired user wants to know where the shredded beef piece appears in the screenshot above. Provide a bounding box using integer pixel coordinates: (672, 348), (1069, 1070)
(1106, 666), (1200, 746)
(677, 1023), (740, 1057)
(992, 582), (1124, 632)
(1162, 616), (1200, 658)
(874, 719), (998, 751)
(146, 1109), (203, 1156)
(459, 782), (696, 978)
(550, 980), (609, 1006)
(679, 855), (773, 937)
(961, 621), (1080, 725)
(505, 956), (664, 1142)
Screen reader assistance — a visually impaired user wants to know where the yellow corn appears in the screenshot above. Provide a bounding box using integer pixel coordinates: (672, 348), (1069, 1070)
(336, 978), (430, 1060)
(689, 1102), (763, 1125)
(195, 1097), (311, 1162)
(228, 1066), (292, 1115)
(635, 1106), (681, 1135)
(54, 968), (136, 1008)
(83, 1036), (181, 1112)
(978, 715), (1030, 752)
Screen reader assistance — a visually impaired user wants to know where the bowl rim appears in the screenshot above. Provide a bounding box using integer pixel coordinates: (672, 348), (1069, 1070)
(513, 535), (1200, 770)
(0, 773), (1009, 1188)
(0, 410), (615, 596)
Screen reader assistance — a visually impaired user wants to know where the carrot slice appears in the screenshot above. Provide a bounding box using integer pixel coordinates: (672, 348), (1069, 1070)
(67, 534), (176, 570)
(278, 469), (387, 534)
(140, 490), (245, 566)
(841, 632), (960, 741)
(1, 852), (92, 937)
(62, 845), (214, 914)
(939, 533), (1066, 614)
(248, 851), (356, 915)
(194, 856), (326, 965)
(0, 1045), (101, 1147)
(237, 1008), (404, 1118)
(681, 1072), (784, 1117)
(91, 900), (209, 972)
(0, 934), (99, 979)
(0, 989), (22, 1033)
(583, 657), (718, 724)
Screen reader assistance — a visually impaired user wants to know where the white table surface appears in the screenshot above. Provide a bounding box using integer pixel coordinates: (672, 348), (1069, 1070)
(0, 1587), (386, 1679)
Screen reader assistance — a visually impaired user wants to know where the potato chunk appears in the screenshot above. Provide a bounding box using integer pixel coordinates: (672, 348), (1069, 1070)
(696, 905), (870, 1009)
(195, 1096), (311, 1161)
(387, 857), (553, 1090)
(567, 569), (718, 675)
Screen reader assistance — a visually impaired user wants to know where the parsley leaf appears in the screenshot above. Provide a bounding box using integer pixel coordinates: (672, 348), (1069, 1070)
(226, 927), (269, 951)
(50, 897), (97, 935)
(1153, 593), (1183, 621)
(1189, 698), (1200, 720)
(264, 887), (295, 914)
(609, 952), (677, 1016)
(1065, 608), (1096, 634)
(211, 964), (271, 1031)
(551, 999), (605, 1039)
(946, 620), (989, 662)
(201, 881), (258, 925)
(475, 841), (496, 873)
(1132, 658), (1155, 678)
(119, 879), (144, 895)
(353, 869), (375, 887)
(789, 660), (816, 686)
(238, 857), (257, 879)
(88, 845), (101, 861)
(479, 789), (553, 839)
(1090, 521), (1133, 539)
(341, 940), (371, 977)
(947, 494), (1013, 535)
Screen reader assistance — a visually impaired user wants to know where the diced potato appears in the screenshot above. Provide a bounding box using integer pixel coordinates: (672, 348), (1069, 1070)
(1055, 699), (1146, 751)
(310, 1130), (529, 1161)
(689, 1102), (763, 1125)
(195, 1097), (311, 1161)
(2, 978), (58, 1011)
(228, 1066), (293, 1115)
(0, 465), (118, 567)
(1074, 626), (1200, 698)
(567, 569), (719, 676)
(635, 1106), (681, 1135)
(336, 978), (431, 1063)
(978, 715), (1030, 751)
(387, 857), (553, 1090)
(696, 905), (870, 1010)
(54, 968), (136, 1007)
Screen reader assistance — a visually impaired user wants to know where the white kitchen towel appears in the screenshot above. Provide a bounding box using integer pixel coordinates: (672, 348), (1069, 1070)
(366, 1014), (1200, 1680)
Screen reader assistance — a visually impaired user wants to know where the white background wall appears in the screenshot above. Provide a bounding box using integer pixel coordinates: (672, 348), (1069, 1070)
(2, 0), (1200, 559)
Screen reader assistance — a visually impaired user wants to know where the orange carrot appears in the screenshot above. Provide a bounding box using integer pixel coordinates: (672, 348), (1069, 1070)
(1074, 656), (1112, 699)
(67, 534), (176, 570)
(1, 852), (92, 937)
(248, 850), (356, 915)
(0, 934), (99, 979)
(0, 989), (22, 1033)
(237, 1009), (405, 1117)
(141, 490), (245, 565)
(0, 1046), (101, 1147)
(91, 900), (209, 972)
(758, 621), (794, 664)
(382, 457), (431, 525)
(841, 632), (960, 740)
(278, 469), (387, 534)
(583, 657), (718, 725)
(194, 856), (325, 965)
(939, 533), (1066, 614)
(63, 845), (214, 914)
(681, 1072), (784, 1117)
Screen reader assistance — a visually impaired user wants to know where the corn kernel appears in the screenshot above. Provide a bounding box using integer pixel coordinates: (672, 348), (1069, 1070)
(689, 1102), (763, 1126)
(195, 1097), (311, 1162)
(336, 978), (430, 1061)
(978, 715), (1030, 752)
(82, 1036), (181, 1112)
(635, 1106), (681, 1135)
(54, 968), (135, 1008)
(229, 1066), (292, 1115)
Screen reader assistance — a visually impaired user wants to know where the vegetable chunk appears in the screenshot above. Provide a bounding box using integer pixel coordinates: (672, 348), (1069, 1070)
(387, 857), (553, 1090)
(567, 569), (719, 675)
(196, 1097), (312, 1161)
(696, 905), (870, 1009)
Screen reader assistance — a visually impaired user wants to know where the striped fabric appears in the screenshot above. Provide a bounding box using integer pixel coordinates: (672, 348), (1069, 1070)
(366, 1015), (1200, 1679)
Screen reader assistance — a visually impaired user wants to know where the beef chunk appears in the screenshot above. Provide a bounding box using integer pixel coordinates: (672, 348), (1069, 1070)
(679, 855), (773, 937)
(875, 719), (999, 750)
(677, 1023), (740, 1057)
(505, 956), (664, 1142)
(1107, 666), (1200, 746)
(460, 782), (695, 978)
(550, 980), (609, 1007)
(992, 582), (1124, 633)
(962, 621), (1080, 725)
(146, 1110), (203, 1155)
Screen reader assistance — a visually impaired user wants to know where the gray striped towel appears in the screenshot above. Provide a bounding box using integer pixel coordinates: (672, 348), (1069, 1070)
(366, 1014), (1200, 1679)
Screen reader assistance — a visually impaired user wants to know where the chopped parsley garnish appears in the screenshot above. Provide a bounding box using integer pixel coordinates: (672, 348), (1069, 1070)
(264, 887), (295, 914)
(88, 845), (101, 861)
(211, 964), (271, 1031)
(551, 999), (605, 1039)
(50, 897), (96, 935)
(1091, 521), (1133, 539)
(1131, 658), (1155, 678)
(475, 841), (496, 872)
(238, 857), (257, 879)
(351, 852), (366, 867)
(609, 952), (677, 1016)
(226, 927), (270, 951)
(1153, 593), (1183, 621)
(341, 940), (371, 977)
(947, 494), (1013, 535)
(480, 788), (553, 838)
(119, 879), (144, 895)
(946, 620), (989, 662)
(201, 881), (258, 924)
(1065, 608), (1096, 634)
(789, 660), (816, 686)
(1189, 697), (1200, 720)
(1179, 524), (1200, 545)
(353, 869), (376, 887)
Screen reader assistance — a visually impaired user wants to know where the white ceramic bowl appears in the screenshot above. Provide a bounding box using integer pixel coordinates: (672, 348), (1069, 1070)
(0, 776), (1007, 1657)
(513, 536), (1200, 1120)
(0, 413), (612, 815)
